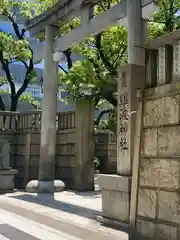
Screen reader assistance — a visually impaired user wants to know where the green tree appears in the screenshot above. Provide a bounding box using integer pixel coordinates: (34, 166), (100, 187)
(0, 0), (38, 111)
(28, 0), (180, 131)
(59, 2), (127, 130)
(149, 0), (180, 38)
(61, 0), (180, 131)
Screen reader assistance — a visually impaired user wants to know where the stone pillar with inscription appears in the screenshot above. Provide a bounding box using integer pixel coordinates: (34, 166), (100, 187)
(117, 70), (129, 176)
(173, 40), (180, 82)
(158, 45), (173, 85)
(97, 0), (147, 226)
(98, 65), (145, 225)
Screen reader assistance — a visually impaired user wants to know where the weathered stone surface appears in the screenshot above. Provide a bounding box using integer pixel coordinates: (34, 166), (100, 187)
(156, 224), (178, 240)
(14, 156), (25, 167)
(173, 40), (180, 82)
(141, 129), (158, 156)
(138, 188), (156, 218)
(158, 126), (180, 156)
(136, 220), (178, 240)
(140, 158), (180, 189)
(56, 144), (76, 155)
(98, 175), (131, 223)
(143, 84), (172, 99)
(28, 167), (38, 180)
(159, 191), (180, 224)
(30, 145), (40, 156)
(10, 145), (16, 155)
(0, 170), (17, 193)
(55, 156), (75, 167)
(158, 46), (167, 85)
(30, 133), (40, 144)
(56, 131), (76, 144)
(29, 156), (39, 167)
(102, 189), (130, 223)
(143, 95), (180, 127)
(74, 99), (94, 191)
(98, 174), (131, 192)
(55, 167), (73, 179)
(158, 45), (173, 85)
(136, 219), (155, 238)
(14, 134), (26, 145)
(13, 145), (26, 155)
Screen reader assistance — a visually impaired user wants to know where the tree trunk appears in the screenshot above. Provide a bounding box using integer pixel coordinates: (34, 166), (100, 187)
(9, 96), (18, 130)
(10, 95), (18, 112)
(0, 96), (5, 111)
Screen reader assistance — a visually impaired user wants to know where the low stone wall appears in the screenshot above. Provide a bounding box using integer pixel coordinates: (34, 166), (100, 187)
(10, 130), (76, 189)
(136, 83), (180, 239)
(7, 130), (115, 190)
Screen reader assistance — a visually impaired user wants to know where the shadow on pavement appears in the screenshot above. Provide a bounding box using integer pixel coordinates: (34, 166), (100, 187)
(10, 193), (101, 220)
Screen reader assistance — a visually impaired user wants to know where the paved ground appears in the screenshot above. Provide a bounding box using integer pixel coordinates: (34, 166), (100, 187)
(0, 190), (129, 240)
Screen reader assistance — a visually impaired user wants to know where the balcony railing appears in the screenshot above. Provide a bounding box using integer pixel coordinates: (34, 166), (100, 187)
(0, 110), (75, 132)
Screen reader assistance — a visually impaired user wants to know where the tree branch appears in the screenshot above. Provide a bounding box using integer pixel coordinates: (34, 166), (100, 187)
(63, 49), (73, 70)
(101, 90), (117, 107)
(95, 109), (110, 125)
(4, 11), (25, 40)
(0, 50), (16, 98)
(112, 46), (127, 69)
(8, 12), (34, 100)
(20, 60), (29, 69)
(0, 96), (5, 111)
(16, 54), (33, 98)
(59, 64), (68, 74)
(88, 57), (103, 81)
(95, 33), (117, 75)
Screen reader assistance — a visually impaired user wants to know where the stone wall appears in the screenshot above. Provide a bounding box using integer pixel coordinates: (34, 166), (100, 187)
(136, 83), (180, 240)
(10, 130), (76, 189)
(9, 130), (116, 190)
(95, 131), (117, 173)
(0, 108), (116, 190)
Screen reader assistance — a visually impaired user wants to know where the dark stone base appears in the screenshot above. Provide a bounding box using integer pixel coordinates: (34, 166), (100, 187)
(96, 215), (129, 229)
(0, 169), (17, 194)
(26, 180), (65, 193)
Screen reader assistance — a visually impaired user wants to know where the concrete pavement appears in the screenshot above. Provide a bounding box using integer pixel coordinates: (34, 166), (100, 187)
(0, 191), (129, 240)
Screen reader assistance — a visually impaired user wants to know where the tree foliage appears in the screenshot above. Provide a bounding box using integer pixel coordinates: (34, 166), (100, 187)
(1, 0), (180, 128)
(59, 0), (180, 131)
(149, 0), (180, 38)
(0, 0), (37, 111)
(33, 0), (180, 132)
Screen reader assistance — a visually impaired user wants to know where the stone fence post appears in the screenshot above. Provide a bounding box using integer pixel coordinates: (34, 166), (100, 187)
(0, 136), (17, 193)
(74, 99), (94, 191)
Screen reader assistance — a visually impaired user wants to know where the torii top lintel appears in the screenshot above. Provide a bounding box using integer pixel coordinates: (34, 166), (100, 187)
(25, 0), (98, 36)
(25, 0), (157, 38)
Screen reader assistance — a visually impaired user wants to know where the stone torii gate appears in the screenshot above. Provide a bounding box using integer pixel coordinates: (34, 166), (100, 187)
(25, 0), (157, 194)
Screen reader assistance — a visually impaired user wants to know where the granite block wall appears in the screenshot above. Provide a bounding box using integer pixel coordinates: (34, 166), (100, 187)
(136, 84), (180, 240)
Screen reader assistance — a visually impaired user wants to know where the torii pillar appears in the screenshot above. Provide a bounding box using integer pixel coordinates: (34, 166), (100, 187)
(26, 26), (65, 193)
